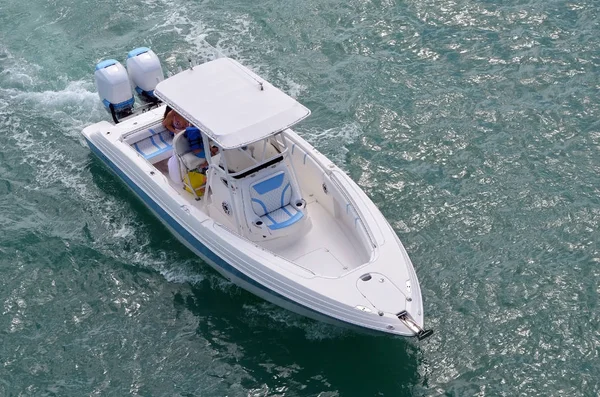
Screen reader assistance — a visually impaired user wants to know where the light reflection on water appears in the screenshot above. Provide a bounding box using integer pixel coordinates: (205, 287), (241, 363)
(1, 0), (599, 395)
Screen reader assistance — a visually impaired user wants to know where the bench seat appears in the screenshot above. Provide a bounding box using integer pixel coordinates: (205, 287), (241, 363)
(131, 128), (174, 163)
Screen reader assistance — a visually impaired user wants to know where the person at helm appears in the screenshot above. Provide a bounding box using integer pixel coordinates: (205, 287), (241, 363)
(162, 106), (190, 134)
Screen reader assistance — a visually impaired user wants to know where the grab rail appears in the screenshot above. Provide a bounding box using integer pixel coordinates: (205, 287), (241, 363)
(283, 132), (378, 249)
(329, 173), (377, 249)
(231, 155), (284, 179)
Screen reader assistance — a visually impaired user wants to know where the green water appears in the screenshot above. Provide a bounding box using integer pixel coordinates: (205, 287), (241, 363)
(1, 0), (599, 395)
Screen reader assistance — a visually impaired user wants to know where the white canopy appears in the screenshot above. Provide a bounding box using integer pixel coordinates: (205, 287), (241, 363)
(154, 57), (310, 149)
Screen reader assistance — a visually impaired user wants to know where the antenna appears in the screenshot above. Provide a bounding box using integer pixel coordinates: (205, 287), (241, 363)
(176, 38), (265, 91)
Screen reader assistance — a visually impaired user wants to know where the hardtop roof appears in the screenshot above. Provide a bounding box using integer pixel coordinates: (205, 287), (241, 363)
(154, 57), (310, 149)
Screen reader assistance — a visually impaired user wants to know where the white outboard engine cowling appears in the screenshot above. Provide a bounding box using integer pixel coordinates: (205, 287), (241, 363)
(126, 47), (164, 103)
(94, 59), (134, 122)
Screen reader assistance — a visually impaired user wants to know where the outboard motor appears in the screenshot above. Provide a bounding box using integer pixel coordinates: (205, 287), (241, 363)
(126, 47), (164, 103)
(94, 59), (134, 123)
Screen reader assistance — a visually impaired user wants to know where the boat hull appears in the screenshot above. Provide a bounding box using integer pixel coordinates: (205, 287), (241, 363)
(81, 52), (431, 339)
(85, 138), (410, 337)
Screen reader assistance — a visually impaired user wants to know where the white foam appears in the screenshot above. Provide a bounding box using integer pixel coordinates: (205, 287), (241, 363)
(232, 16), (252, 37)
(300, 122), (364, 166)
(145, 11), (223, 73)
(159, 265), (205, 285)
(0, 80), (105, 141)
(204, 272), (238, 293)
(0, 48), (103, 126)
(0, 111), (120, 241)
(199, 14), (255, 61)
(3, 80), (101, 111)
(13, 137), (100, 204)
(0, 39), (222, 288)
(101, 237), (207, 287)
(139, 0), (171, 7)
(111, 222), (135, 239)
(0, 67), (36, 88)
(142, 9), (303, 103)
(0, 48), (40, 89)
(278, 71), (307, 99)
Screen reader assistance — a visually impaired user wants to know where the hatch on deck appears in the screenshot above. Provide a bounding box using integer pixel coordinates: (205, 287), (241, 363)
(357, 273), (407, 314)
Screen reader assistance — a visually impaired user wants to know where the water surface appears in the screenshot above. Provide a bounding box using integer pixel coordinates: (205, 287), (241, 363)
(1, 0), (599, 395)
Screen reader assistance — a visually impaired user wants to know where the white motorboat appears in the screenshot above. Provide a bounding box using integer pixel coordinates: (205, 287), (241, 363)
(82, 48), (432, 339)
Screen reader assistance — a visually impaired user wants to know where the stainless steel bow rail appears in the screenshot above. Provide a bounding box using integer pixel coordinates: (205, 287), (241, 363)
(397, 311), (434, 341)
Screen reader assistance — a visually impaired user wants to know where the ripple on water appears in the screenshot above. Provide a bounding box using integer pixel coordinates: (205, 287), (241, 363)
(2, 0), (600, 395)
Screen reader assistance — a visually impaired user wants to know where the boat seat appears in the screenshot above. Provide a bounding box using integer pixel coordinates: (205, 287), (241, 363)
(173, 130), (206, 170)
(132, 128), (173, 163)
(250, 171), (304, 230)
(172, 130), (207, 199)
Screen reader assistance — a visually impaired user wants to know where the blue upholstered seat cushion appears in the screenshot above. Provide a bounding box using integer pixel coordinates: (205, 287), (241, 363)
(133, 128), (173, 160)
(250, 171), (303, 230)
(258, 204), (303, 230)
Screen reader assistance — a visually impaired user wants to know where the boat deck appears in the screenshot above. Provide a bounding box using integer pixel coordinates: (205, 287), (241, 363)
(260, 200), (367, 277)
(159, 179), (366, 278)
(130, 125), (368, 279)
